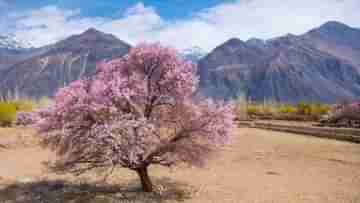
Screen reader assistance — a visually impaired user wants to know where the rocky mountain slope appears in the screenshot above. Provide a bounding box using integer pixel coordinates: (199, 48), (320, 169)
(198, 21), (360, 103)
(0, 29), (130, 98)
(0, 34), (32, 50)
(0, 34), (36, 71)
(1, 21), (360, 103)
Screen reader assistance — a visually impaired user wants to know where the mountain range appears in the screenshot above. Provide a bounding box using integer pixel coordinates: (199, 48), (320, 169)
(0, 34), (36, 71)
(0, 21), (360, 103)
(0, 29), (130, 98)
(198, 21), (360, 103)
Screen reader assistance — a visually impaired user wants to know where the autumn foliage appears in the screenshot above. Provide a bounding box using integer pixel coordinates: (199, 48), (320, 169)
(37, 43), (235, 192)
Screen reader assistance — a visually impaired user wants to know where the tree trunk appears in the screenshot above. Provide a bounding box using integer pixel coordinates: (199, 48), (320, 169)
(136, 167), (153, 192)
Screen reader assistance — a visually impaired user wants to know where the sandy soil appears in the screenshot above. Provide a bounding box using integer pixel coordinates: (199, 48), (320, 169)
(0, 127), (360, 203)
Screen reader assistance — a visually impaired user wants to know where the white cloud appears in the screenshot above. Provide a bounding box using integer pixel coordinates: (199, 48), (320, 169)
(160, 0), (360, 50)
(101, 3), (164, 44)
(8, 0), (360, 51)
(11, 6), (104, 46)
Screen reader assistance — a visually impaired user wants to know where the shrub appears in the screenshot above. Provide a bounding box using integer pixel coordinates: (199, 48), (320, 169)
(247, 104), (260, 115)
(15, 111), (38, 126)
(13, 100), (34, 112)
(296, 102), (312, 115)
(323, 102), (360, 125)
(278, 104), (297, 114)
(311, 103), (330, 116)
(0, 102), (17, 127)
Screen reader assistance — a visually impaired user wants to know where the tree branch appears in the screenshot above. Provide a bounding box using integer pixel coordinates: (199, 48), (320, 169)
(123, 96), (144, 118)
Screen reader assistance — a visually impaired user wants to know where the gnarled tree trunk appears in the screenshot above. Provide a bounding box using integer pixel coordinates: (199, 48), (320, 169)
(136, 167), (153, 192)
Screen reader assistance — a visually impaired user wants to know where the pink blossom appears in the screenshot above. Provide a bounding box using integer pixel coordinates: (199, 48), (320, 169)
(37, 43), (235, 190)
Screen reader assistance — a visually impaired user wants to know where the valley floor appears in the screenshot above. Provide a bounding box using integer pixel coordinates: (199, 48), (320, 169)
(0, 127), (360, 203)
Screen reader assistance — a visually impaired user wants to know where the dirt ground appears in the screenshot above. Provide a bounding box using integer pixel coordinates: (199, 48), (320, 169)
(0, 127), (360, 203)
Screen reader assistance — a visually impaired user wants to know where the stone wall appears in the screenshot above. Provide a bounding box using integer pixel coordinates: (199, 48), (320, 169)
(238, 121), (360, 143)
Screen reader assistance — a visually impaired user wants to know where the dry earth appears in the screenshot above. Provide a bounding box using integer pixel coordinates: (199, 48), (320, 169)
(0, 127), (360, 203)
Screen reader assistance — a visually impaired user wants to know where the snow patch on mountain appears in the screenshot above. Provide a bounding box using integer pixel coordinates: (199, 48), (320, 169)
(0, 34), (33, 50)
(180, 46), (207, 62)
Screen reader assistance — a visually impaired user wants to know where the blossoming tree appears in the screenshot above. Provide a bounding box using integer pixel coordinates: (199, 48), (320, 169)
(38, 43), (235, 192)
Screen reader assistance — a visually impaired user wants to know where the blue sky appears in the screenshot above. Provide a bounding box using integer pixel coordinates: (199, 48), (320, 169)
(1, 0), (360, 51)
(10, 0), (235, 19)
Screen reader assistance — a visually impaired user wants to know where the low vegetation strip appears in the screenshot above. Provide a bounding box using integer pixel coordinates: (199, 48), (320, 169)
(239, 121), (360, 143)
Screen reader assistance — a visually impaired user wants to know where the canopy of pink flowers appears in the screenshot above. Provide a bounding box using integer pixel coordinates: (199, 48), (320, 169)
(38, 43), (234, 173)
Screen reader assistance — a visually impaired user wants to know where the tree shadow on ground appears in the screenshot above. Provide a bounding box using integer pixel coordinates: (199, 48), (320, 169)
(0, 177), (194, 203)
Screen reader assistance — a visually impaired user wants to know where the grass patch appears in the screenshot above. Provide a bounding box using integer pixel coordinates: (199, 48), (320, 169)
(0, 102), (17, 127)
(236, 100), (331, 121)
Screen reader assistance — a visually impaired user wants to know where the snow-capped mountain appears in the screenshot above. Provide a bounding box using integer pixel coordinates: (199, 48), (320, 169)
(0, 34), (33, 50)
(0, 34), (40, 71)
(0, 28), (130, 97)
(180, 46), (207, 63)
